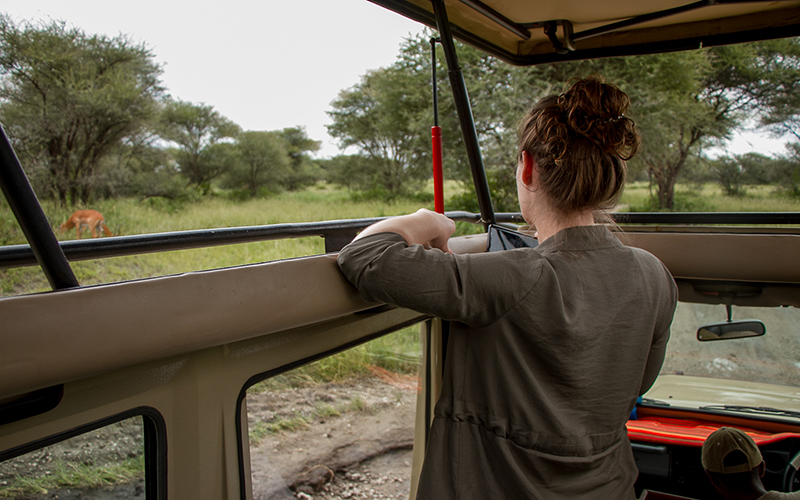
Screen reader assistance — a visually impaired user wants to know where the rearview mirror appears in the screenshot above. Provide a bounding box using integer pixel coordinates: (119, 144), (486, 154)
(697, 320), (766, 341)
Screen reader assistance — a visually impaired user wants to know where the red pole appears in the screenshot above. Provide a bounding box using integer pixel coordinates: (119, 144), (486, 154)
(432, 126), (444, 214)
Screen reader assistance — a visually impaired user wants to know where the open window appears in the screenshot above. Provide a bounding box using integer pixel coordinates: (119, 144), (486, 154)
(241, 323), (426, 499)
(0, 409), (165, 499)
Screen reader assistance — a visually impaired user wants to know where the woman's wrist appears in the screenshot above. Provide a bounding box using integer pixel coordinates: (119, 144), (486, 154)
(354, 209), (455, 252)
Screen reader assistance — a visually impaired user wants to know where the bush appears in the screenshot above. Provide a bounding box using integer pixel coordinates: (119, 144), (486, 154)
(628, 191), (713, 212)
(349, 187), (432, 204)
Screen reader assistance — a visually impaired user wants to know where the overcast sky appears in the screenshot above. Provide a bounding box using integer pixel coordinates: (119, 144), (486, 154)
(0, 0), (789, 159)
(0, 0), (424, 158)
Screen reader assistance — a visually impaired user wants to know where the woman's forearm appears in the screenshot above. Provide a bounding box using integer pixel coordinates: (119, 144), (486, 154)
(354, 209), (456, 252)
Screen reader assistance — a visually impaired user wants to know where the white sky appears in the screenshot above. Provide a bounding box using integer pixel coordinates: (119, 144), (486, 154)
(0, 0), (424, 158)
(0, 0), (790, 159)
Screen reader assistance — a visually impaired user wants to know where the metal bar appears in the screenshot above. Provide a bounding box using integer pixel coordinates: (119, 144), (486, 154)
(2, 211), (798, 270)
(0, 213), (479, 269)
(0, 218), (377, 269)
(431, 0), (497, 226)
(459, 0), (531, 40)
(613, 212), (800, 225)
(571, 0), (798, 42)
(0, 125), (79, 289)
(424, 320), (432, 448)
(431, 38), (445, 214)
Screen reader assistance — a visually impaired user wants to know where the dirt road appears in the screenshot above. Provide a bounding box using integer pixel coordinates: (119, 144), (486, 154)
(247, 377), (418, 500)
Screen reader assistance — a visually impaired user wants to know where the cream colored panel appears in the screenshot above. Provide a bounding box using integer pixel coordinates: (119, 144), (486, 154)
(0, 254), (375, 400)
(624, 232), (800, 284)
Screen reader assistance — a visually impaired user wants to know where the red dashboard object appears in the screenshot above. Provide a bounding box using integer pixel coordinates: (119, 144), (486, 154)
(627, 416), (800, 447)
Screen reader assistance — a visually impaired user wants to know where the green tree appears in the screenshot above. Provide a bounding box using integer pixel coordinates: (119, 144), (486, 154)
(225, 131), (289, 197)
(321, 155), (381, 192)
(122, 142), (186, 202)
(327, 63), (431, 195)
(159, 99), (240, 192)
(607, 40), (800, 209)
(277, 126), (322, 190)
(772, 143), (800, 196)
(709, 156), (747, 196)
(0, 15), (163, 206)
(328, 32), (800, 211)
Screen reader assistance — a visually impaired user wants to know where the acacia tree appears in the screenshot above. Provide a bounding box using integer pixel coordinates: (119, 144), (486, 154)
(159, 99), (241, 192)
(0, 15), (163, 206)
(610, 39), (800, 209)
(277, 126), (322, 190)
(327, 64), (432, 194)
(226, 131), (289, 197)
(328, 31), (800, 210)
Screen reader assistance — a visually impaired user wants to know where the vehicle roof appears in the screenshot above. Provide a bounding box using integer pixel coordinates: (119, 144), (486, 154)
(371, 0), (800, 65)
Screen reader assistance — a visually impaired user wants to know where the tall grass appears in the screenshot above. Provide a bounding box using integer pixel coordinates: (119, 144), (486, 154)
(0, 184), (426, 297)
(3, 181), (800, 296)
(621, 182), (800, 212)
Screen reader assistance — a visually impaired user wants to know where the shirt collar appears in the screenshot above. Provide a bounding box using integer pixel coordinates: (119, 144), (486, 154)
(535, 225), (621, 254)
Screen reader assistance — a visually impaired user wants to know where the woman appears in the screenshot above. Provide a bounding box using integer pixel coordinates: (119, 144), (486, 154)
(337, 76), (677, 499)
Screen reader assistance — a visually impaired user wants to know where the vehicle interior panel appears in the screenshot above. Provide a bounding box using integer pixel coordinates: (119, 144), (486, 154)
(370, 0), (800, 64)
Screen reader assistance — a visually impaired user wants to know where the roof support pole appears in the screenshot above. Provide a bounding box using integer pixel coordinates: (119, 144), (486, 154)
(431, 0), (497, 226)
(0, 125), (79, 290)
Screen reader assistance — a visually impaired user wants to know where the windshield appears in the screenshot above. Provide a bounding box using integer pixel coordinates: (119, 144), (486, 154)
(661, 302), (800, 387)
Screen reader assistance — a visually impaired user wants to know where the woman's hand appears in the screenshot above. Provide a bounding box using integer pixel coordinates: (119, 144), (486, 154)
(354, 209), (456, 253)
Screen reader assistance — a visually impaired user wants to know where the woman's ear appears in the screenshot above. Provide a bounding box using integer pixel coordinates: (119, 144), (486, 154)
(519, 151), (536, 187)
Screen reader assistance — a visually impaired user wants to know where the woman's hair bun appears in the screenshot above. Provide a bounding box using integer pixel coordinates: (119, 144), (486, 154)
(557, 75), (639, 161)
(517, 75), (641, 214)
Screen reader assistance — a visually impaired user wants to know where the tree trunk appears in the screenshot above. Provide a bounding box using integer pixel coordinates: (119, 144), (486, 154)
(647, 147), (691, 211)
(655, 174), (676, 210)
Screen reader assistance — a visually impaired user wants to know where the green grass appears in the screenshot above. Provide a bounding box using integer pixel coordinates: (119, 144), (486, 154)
(620, 182), (800, 212)
(249, 416), (310, 444)
(0, 455), (143, 498)
(248, 396), (373, 446)
(3, 181), (799, 297)
(0, 182), (800, 294)
(0, 184), (427, 297)
(249, 324), (421, 394)
(246, 325), (420, 447)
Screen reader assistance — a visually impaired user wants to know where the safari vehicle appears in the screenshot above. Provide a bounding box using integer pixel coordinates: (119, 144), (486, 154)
(2, 0), (800, 499)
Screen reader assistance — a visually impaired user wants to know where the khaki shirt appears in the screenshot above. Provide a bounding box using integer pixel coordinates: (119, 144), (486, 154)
(338, 225), (678, 500)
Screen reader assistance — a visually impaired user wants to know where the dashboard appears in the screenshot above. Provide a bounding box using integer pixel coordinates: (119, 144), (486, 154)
(629, 411), (800, 499)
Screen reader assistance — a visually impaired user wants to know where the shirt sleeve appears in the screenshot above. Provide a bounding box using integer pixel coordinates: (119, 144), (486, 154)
(639, 262), (678, 395)
(337, 232), (543, 328)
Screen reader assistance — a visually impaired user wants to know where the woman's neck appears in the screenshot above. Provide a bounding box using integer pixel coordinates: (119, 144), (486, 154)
(525, 203), (595, 242)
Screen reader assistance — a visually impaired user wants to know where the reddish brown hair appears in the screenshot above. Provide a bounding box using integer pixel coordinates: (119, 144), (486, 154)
(518, 75), (640, 214)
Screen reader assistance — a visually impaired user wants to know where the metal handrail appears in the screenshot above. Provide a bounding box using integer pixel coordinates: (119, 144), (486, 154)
(2, 211), (799, 270)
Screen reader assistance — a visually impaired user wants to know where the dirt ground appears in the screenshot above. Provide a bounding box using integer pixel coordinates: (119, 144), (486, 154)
(0, 418), (144, 499)
(247, 376), (418, 500)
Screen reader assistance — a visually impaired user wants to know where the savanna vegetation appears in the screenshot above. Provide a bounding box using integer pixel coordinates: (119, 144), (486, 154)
(0, 16), (799, 214)
(0, 16), (799, 296)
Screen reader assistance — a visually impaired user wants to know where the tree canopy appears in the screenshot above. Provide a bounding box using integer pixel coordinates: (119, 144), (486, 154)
(2, 15), (798, 211)
(159, 98), (241, 191)
(0, 15), (163, 206)
(327, 31), (800, 210)
(225, 131), (290, 197)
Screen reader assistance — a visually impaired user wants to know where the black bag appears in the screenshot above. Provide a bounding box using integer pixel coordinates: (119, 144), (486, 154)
(486, 224), (539, 252)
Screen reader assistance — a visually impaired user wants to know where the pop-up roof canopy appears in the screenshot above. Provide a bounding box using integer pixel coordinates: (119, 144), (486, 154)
(370, 0), (800, 65)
